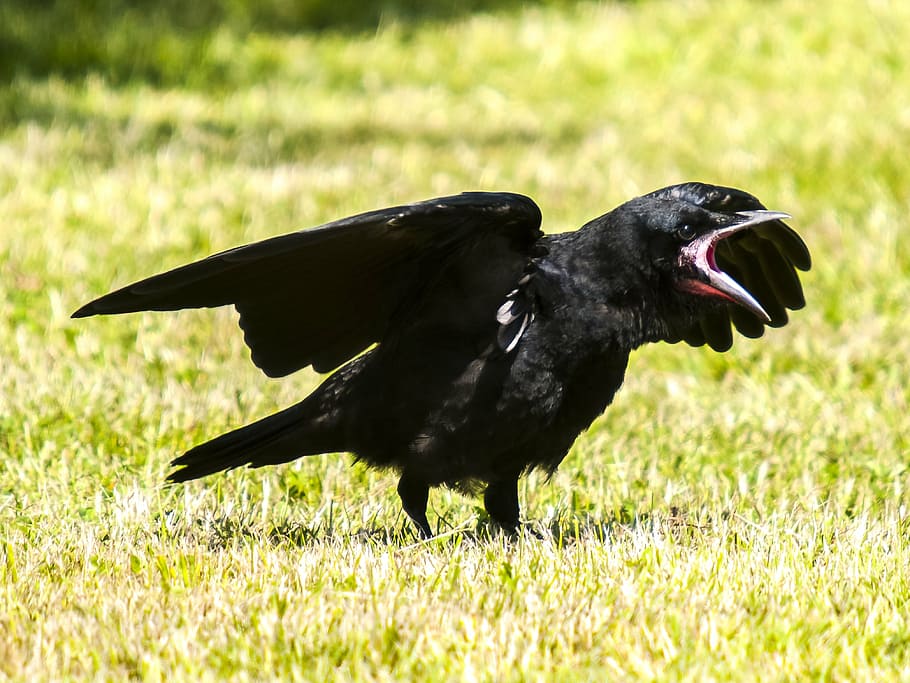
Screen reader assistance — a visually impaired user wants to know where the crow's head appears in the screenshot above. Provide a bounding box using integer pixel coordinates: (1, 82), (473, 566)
(600, 182), (811, 350)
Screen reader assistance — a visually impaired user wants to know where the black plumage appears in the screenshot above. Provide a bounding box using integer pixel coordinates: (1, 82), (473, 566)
(73, 183), (810, 537)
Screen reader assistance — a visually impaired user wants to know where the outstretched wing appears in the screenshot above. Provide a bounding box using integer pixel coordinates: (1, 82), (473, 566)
(73, 192), (543, 376)
(648, 183), (812, 351)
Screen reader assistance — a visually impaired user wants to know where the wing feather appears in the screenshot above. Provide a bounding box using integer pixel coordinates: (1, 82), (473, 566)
(73, 192), (543, 377)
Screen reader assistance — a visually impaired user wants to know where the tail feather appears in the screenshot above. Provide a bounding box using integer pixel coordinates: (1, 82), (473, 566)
(167, 402), (336, 482)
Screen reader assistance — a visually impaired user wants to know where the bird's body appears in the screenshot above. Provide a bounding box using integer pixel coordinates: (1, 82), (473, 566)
(74, 184), (811, 536)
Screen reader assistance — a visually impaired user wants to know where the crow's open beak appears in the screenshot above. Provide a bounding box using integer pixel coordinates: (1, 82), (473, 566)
(677, 210), (791, 322)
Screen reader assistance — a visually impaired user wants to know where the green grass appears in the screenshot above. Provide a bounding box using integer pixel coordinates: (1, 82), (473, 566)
(2, 0), (909, 679)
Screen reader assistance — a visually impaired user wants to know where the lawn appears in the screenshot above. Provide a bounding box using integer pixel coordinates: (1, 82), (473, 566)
(1, 0), (909, 680)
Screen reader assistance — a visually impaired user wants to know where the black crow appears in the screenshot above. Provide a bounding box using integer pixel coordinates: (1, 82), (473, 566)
(73, 183), (811, 537)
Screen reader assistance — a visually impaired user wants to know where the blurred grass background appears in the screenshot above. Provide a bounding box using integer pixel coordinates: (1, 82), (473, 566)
(1, 0), (909, 680)
(0, 0), (578, 84)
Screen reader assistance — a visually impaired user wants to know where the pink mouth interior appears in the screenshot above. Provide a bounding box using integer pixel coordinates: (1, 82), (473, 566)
(705, 241), (719, 272)
(677, 237), (737, 303)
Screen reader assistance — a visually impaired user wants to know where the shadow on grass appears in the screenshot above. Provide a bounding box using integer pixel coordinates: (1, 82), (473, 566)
(0, 0), (588, 86)
(259, 506), (715, 549)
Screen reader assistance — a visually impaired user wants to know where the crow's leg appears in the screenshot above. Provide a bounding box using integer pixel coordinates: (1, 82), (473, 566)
(397, 472), (432, 538)
(484, 475), (521, 532)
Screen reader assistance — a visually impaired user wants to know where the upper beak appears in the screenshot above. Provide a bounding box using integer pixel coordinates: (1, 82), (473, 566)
(678, 210), (791, 322)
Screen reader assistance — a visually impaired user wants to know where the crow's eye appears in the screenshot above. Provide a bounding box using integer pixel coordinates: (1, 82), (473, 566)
(676, 224), (695, 241)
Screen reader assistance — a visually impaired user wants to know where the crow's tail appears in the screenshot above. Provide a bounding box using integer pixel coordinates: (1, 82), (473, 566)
(167, 401), (339, 482)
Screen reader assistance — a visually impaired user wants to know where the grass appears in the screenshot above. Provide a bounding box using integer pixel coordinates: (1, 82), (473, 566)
(2, 0), (909, 679)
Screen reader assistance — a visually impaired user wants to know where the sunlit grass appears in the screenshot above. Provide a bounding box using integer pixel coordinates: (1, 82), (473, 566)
(1, 0), (909, 679)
